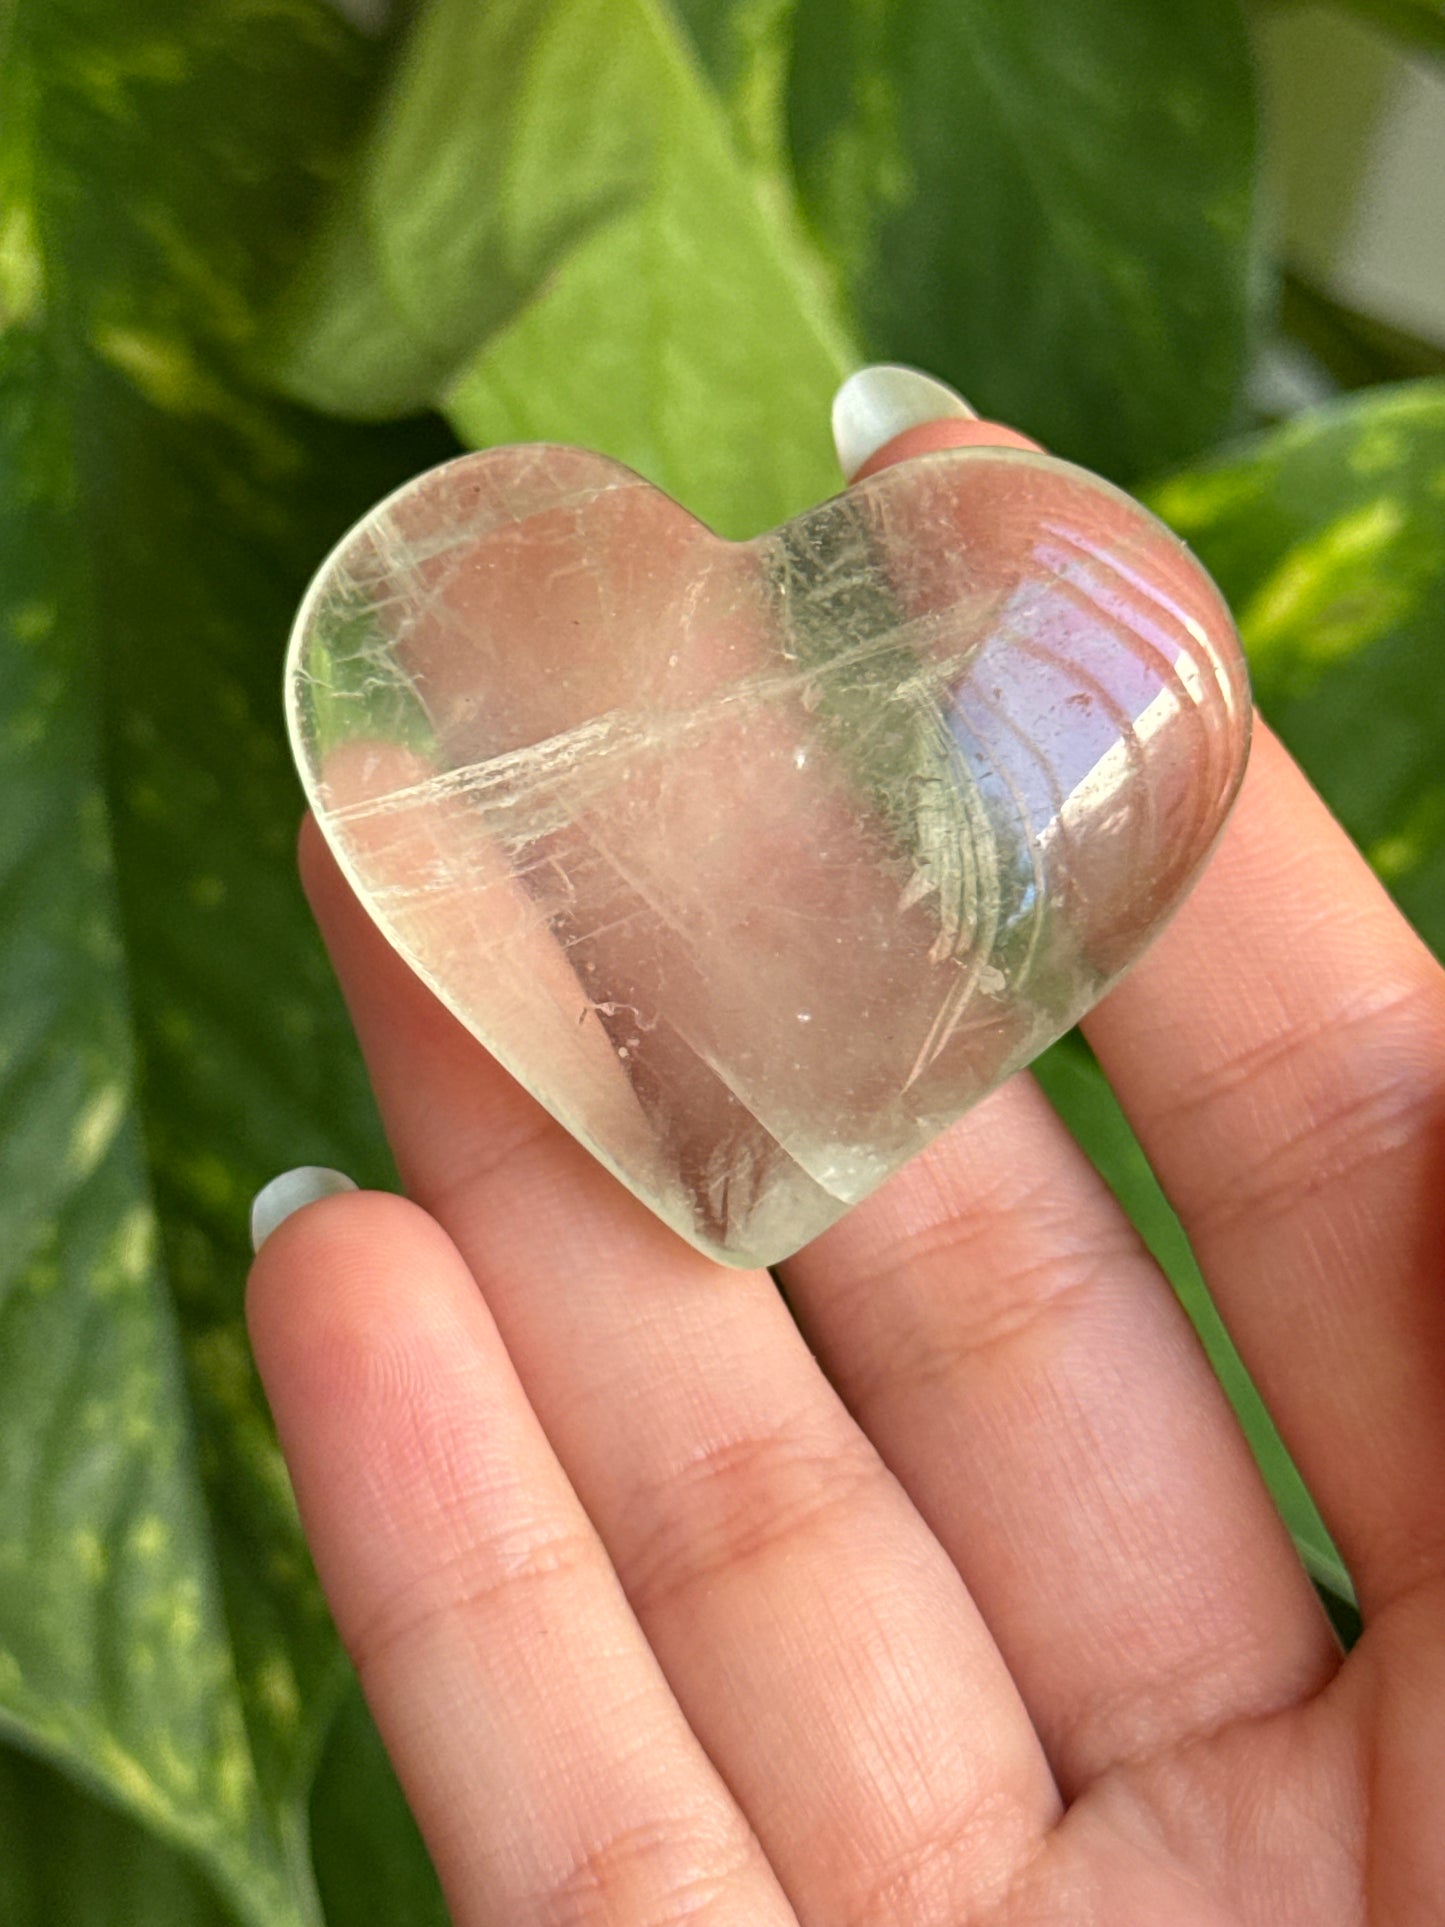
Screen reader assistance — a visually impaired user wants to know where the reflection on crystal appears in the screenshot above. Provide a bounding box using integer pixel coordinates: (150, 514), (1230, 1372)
(287, 443), (1250, 1266)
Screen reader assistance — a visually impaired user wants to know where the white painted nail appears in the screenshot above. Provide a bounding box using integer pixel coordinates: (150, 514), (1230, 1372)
(831, 364), (978, 481)
(250, 1166), (359, 1253)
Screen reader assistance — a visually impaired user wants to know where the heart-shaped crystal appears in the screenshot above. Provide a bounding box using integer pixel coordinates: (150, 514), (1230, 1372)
(287, 443), (1249, 1266)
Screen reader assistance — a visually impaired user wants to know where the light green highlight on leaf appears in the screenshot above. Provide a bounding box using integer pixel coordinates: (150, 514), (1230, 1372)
(1366, 785), (1445, 884)
(92, 323), (304, 470)
(254, 1659), (303, 1732)
(85, 1207), (158, 1300)
(130, 1516), (172, 1561)
(71, 1530), (109, 1586)
(66, 1083), (128, 1178)
(92, 326), (229, 414)
(9, 600), (56, 642)
(1240, 498), (1409, 661)
(1148, 378), (1445, 957)
(1347, 423), (1406, 474)
(0, 200), (44, 327)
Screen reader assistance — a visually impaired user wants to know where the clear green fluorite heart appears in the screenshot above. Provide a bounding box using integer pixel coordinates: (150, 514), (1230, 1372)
(286, 443), (1250, 1266)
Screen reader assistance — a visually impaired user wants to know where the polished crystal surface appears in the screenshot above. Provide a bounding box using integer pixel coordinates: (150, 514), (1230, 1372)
(286, 444), (1250, 1266)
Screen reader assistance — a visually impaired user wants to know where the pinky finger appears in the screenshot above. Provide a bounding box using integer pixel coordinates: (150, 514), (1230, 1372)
(248, 1187), (793, 1927)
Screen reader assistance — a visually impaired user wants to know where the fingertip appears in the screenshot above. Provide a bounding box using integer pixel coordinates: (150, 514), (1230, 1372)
(245, 1185), (448, 1382)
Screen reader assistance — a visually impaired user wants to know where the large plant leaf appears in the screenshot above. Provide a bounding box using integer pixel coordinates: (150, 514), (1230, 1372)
(0, 1742), (235, 1926)
(263, 0), (853, 537)
(0, 1), (454, 1916)
(1148, 379), (1445, 956)
(782, 0), (1261, 481)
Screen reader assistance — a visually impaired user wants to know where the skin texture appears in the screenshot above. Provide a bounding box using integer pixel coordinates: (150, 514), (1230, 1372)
(249, 418), (1445, 1925)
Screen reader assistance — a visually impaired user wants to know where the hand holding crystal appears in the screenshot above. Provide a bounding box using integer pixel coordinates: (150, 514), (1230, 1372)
(249, 371), (1445, 1926)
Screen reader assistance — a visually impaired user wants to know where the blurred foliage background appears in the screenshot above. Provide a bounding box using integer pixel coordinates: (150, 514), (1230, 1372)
(1, 0), (1442, 1917)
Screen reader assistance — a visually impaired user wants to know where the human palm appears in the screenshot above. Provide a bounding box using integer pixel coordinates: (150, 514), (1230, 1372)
(249, 411), (1445, 1924)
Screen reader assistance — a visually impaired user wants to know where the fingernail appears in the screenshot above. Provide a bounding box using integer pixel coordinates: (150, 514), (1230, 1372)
(250, 1166), (358, 1253)
(831, 364), (978, 481)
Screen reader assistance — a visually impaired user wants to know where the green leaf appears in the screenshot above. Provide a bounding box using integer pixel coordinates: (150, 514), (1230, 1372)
(1, 2), (453, 1916)
(1034, 1040), (1352, 1601)
(262, 0), (855, 537)
(263, 0), (645, 420)
(0, 1742), (235, 1926)
(784, 0), (1261, 480)
(1147, 379), (1445, 956)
